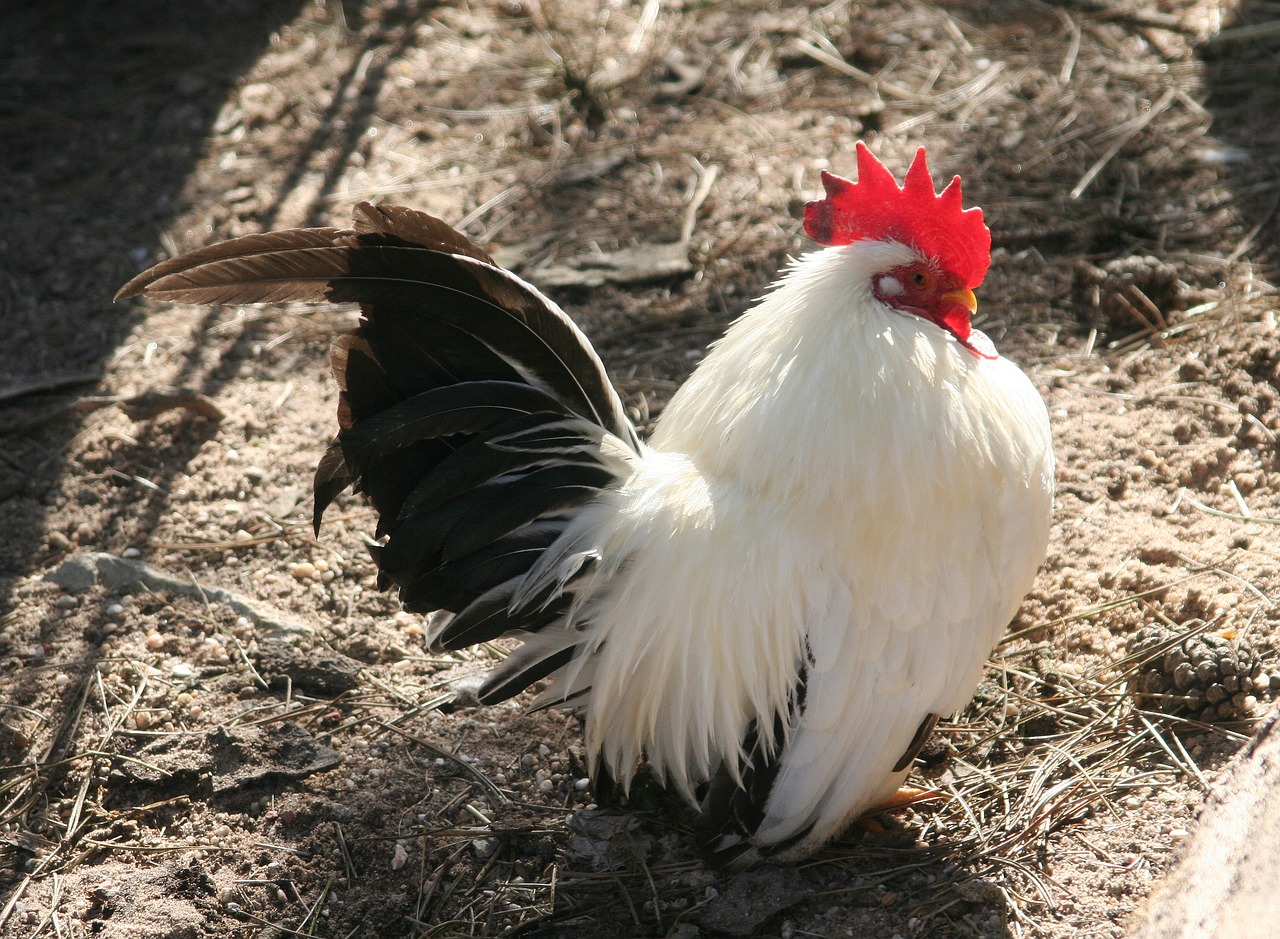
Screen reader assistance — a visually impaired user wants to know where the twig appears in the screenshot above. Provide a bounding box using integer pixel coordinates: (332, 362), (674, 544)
(333, 822), (357, 884)
(679, 160), (719, 246)
(0, 874), (32, 931)
(1214, 20), (1280, 43)
(1071, 88), (1177, 199)
(0, 373), (101, 405)
(787, 36), (926, 102)
(116, 388), (225, 422)
(1176, 489), (1280, 526)
(375, 721), (512, 807)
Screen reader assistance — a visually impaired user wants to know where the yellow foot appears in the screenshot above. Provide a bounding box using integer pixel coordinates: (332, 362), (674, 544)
(872, 786), (945, 812)
(852, 787), (946, 833)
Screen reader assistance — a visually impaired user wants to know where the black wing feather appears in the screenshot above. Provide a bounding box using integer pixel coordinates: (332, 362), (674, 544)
(439, 463), (616, 563)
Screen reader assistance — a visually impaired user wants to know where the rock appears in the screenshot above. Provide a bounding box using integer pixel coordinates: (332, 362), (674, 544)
(253, 640), (362, 696)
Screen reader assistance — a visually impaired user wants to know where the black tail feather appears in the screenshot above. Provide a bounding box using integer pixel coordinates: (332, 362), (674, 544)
(398, 521), (566, 613)
(312, 444), (353, 534)
(119, 202), (639, 688)
(397, 415), (612, 520)
(337, 382), (570, 479)
(478, 644), (578, 705)
(435, 578), (573, 650)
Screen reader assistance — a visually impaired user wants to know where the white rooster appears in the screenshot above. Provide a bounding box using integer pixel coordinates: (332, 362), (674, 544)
(117, 143), (1054, 866)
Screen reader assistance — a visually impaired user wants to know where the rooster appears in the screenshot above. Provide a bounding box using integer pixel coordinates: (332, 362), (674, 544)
(117, 143), (1054, 867)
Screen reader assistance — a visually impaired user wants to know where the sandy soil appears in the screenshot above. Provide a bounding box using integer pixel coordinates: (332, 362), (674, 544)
(2, 1), (1279, 937)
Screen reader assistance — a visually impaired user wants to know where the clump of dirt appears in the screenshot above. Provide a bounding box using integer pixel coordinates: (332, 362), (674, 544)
(1127, 624), (1276, 722)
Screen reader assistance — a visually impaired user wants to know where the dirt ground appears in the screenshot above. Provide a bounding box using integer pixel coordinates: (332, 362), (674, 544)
(3, 0), (1280, 936)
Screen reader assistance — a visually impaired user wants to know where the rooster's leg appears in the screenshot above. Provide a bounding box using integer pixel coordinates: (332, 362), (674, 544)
(852, 713), (946, 832)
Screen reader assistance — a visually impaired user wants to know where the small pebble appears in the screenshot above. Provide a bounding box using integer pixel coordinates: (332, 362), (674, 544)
(171, 662), (195, 679)
(145, 631), (165, 651)
(291, 561), (317, 581)
(391, 843), (409, 870)
(122, 547), (142, 559)
(105, 603), (125, 620)
(573, 777), (591, 791)
(55, 595), (79, 610)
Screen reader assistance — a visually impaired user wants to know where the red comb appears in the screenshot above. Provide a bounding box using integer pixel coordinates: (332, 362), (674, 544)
(803, 143), (991, 288)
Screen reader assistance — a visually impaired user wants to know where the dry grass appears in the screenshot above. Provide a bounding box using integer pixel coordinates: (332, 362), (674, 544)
(0, 578), (1274, 937)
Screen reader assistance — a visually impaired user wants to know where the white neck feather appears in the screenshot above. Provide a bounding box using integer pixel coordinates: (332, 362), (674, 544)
(651, 240), (1000, 508)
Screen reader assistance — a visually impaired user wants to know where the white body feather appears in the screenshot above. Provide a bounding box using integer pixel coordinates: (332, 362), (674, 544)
(523, 240), (1054, 860)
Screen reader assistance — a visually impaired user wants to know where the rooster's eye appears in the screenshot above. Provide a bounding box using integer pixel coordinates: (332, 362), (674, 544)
(911, 272), (929, 287)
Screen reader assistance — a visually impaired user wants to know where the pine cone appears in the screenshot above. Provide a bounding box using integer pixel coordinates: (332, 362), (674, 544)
(1127, 625), (1271, 722)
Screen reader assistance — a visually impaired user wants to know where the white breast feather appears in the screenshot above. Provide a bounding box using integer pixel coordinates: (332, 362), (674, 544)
(537, 242), (1054, 852)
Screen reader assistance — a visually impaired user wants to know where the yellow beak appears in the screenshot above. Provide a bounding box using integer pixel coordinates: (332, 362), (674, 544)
(941, 286), (978, 314)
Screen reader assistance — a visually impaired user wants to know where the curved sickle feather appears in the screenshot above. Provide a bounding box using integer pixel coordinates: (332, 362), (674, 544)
(117, 203), (640, 452)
